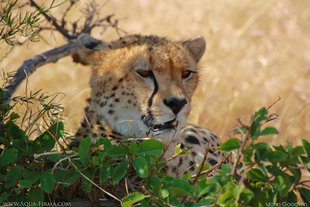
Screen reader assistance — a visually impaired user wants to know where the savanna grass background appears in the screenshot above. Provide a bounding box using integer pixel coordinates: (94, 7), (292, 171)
(1, 0), (310, 147)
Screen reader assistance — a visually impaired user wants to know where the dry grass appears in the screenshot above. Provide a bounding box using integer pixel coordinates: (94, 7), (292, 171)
(1, 0), (310, 147)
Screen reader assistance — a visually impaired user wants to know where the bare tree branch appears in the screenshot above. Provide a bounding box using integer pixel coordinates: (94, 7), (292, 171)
(61, 0), (76, 28)
(29, 0), (74, 40)
(3, 40), (81, 104)
(3, 0), (125, 104)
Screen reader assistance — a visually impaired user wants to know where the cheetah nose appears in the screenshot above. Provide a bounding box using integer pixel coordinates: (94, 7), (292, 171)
(163, 97), (187, 115)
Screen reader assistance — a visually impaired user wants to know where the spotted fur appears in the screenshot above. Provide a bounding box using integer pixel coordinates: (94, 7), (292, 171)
(72, 34), (224, 177)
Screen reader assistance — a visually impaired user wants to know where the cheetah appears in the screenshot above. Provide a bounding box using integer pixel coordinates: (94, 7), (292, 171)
(72, 33), (224, 177)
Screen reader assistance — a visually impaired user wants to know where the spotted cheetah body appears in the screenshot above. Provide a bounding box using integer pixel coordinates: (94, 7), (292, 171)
(73, 34), (223, 177)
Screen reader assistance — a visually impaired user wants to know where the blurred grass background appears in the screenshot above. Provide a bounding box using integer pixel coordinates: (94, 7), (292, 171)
(1, 0), (310, 146)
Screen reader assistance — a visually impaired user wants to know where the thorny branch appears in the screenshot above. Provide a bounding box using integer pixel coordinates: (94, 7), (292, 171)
(3, 0), (125, 104)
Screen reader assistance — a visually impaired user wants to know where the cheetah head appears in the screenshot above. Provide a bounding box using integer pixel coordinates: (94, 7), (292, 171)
(76, 34), (206, 144)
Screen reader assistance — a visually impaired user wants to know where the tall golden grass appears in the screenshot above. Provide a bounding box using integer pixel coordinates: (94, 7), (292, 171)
(1, 0), (310, 147)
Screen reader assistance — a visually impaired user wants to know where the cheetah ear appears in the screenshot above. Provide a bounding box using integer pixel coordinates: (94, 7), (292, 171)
(73, 34), (111, 65)
(78, 33), (110, 51)
(182, 36), (206, 62)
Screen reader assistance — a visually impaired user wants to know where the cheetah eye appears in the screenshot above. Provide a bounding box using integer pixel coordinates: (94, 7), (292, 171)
(182, 70), (196, 79)
(136, 70), (153, 78)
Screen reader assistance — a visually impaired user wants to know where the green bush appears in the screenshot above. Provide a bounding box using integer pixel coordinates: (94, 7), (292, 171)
(0, 86), (309, 207)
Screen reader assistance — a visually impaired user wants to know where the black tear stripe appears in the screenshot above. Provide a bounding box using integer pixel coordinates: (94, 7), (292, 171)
(141, 72), (158, 127)
(147, 73), (158, 108)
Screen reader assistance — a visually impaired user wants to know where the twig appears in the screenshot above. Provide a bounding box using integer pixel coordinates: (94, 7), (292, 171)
(41, 117), (122, 203)
(267, 96), (281, 110)
(192, 154), (230, 178)
(34, 150), (74, 159)
(231, 132), (249, 177)
(3, 39), (81, 104)
(29, 0), (73, 39)
(192, 146), (210, 185)
(70, 159), (122, 203)
(141, 186), (173, 207)
(42, 117), (68, 156)
(61, 0), (76, 28)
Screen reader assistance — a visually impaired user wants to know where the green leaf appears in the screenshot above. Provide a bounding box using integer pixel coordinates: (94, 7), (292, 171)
(196, 180), (215, 197)
(4, 165), (22, 188)
(246, 168), (268, 182)
(0, 148), (18, 166)
(53, 169), (65, 182)
(92, 151), (107, 165)
(129, 141), (138, 154)
(40, 172), (55, 193)
(218, 190), (234, 205)
(15, 188), (21, 195)
(92, 155), (101, 165)
(82, 169), (93, 193)
(302, 139), (310, 159)
(259, 127), (278, 136)
(133, 156), (148, 178)
(0, 137), (10, 146)
(100, 165), (110, 184)
(0, 88), (3, 100)
(239, 189), (254, 204)
(122, 192), (146, 207)
(153, 182), (169, 199)
(255, 107), (269, 122)
(33, 133), (55, 153)
(243, 148), (254, 163)
(0, 193), (6, 203)
(33, 122), (64, 153)
(137, 139), (164, 156)
(258, 163), (268, 175)
(273, 175), (286, 192)
(292, 146), (304, 156)
(253, 142), (272, 162)
(13, 139), (33, 154)
(182, 172), (192, 181)
(289, 168), (301, 183)
(250, 107), (268, 138)
(51, 122), (64, 139)
(221, 163), (232, 173)
(103, 138), (112, 151)
(79, 137), (91, 163)
(107, 144), (128, 156)
(27, 188), (44, 204)
(64, 168), (80, 184)
(174, 143), (191, 156)
(266, 150), (288, 162)
(9, 112), (20, 121)
(18, 179), (32, 188)
(7, 121), (25, 140)
(298, 187), (310, 204)
(267, 165), (284, 177)
(171, 179), (194, 195)
(218, 138), (240, 152)
(25, 172), (41, 184)
(286, 191), (297, 203)
(111, 160), (128, 184)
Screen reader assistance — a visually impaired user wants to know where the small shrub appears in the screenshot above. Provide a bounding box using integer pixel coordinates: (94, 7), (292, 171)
(0, 85), (309, 206)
